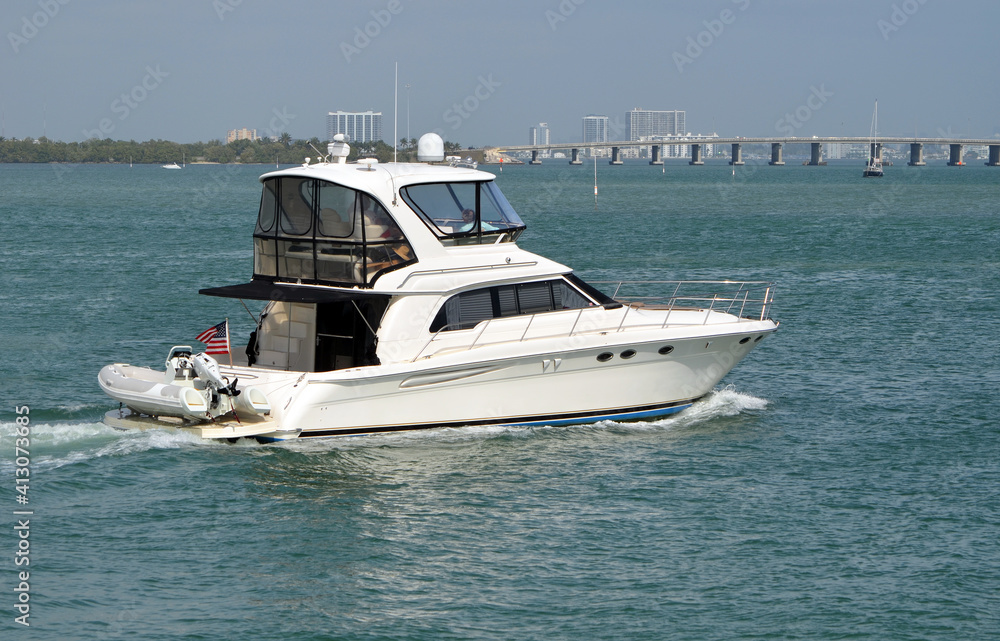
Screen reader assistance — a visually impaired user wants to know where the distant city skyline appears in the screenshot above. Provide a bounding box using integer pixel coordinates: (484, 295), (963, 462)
(3, 2), (999, 146)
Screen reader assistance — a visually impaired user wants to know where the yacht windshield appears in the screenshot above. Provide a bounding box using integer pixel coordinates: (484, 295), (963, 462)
(401, 181), (525, 243)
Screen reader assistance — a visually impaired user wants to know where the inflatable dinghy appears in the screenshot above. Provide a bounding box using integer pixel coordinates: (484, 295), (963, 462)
(98, 346), (270, 422)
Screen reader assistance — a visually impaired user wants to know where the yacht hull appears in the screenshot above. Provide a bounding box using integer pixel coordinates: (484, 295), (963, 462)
(232, 320), (777, 440)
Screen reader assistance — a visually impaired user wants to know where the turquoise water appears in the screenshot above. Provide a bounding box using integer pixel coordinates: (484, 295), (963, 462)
(1, 160), (999, 639)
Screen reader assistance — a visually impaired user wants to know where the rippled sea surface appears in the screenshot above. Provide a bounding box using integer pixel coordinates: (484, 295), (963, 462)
(1, 160), (998, 639)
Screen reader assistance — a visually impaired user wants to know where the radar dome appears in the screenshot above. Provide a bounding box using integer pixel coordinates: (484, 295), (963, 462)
(417, 133), (445, 162)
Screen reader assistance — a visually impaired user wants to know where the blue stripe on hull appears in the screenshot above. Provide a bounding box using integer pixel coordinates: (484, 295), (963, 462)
(257, 398), (701, 441)
(501, 403), (692, 428)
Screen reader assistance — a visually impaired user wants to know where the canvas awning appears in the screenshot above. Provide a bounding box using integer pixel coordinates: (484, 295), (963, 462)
(199, 280), (389, 304)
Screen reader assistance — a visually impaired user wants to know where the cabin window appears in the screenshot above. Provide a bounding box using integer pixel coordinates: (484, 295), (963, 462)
(256, 180), (277, 234)
(278, 177), (314, 237)
(253, 176), (415, 287)
(316, 181), (357, 238)
(429, 277), (599, 332)
(400, 180), (525, 244)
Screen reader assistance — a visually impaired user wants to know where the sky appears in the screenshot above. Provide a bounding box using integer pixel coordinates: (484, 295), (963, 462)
(3, 0), (999, 147)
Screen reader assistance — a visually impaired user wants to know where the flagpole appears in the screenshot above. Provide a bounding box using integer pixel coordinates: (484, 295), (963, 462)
(226, 318), (233, 367)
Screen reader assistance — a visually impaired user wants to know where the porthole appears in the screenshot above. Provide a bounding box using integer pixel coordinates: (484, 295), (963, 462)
(620, 349), (637, 359)
(658, 345), (674, 355)
(754, 335), (764, 342)
(597, 352), (614, 362)
(739, 336), (751, 345)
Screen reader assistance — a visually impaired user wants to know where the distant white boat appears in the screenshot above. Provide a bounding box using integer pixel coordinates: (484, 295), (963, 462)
(162, 153), (185, 169)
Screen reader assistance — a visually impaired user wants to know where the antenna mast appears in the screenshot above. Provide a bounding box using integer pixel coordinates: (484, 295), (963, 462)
(393, 62), (398, 164)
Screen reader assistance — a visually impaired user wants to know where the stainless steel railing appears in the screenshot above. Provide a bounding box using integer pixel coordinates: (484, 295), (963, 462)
(409, 280), (775, 362)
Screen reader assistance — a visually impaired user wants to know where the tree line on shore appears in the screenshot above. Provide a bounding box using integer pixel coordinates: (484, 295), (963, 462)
(0, 135), (466, 164)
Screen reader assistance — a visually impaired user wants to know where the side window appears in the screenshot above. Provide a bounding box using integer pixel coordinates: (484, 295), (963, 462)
(554, 281), (592, 309)
(360, 194), (404, 241)
(254, 177), (415, 287)
(317, 181), (356, 238)
(430, 279), (597, 332)
(515, 282), (553, 314)
(256, 179), (277, 234)
(278, 177), (314, 236)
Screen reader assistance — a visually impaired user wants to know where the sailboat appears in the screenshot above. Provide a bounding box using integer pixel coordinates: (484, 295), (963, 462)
(863, 101), (884, 177)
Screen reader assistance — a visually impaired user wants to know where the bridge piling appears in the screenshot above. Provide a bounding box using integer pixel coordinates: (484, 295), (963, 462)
(689, 143), (704, 166)
(529, 150), (542, 165)
(769, 142), (784, 166)
(947, 144), (964, 166)
(649, 144), (663, 166)
(569, 148), (582, 165)
(808, 142), (825, 166)
(729, 143), (744, 166)
(609, 146), (623, 165)
(988, 145), (1000, 166)
(908, 143), (926, 166)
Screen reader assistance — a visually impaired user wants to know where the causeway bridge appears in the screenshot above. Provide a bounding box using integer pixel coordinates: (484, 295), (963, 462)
(494, 137), (1000, 167)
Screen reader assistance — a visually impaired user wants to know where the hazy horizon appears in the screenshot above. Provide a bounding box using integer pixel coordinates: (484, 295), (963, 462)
(3, 0), (999, 146)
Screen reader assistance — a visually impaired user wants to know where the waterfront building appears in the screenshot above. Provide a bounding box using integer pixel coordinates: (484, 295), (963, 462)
(227, 128), (258, 143)
(583, 115), (609, 157)
(626, 108), (685, 140)
(327, 110), (383, 143)
(640, 132), (718, 159)
(625, 109), (686, 158)
(529, 122), (550, 158)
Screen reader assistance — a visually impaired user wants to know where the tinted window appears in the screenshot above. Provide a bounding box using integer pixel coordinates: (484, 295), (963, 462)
(278, 177), (314, 236)
(430, 278), (597, 332)
(316, 181), (356, 238)
(254, 177), (414, 287)
(401, 181), (525, 240)
(256, 180), (277, 233)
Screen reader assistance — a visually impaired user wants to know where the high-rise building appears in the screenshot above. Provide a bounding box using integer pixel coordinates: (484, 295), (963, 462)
(582, 115), (609, 143)
(626, 108), (685, 140)
(529, 122), (551, 158)
(624, 108), (687, 158)
(327, 111), (383, 143)
(582, 115), (609, 158)
(529, 122), (550, 146)
(227, 128), (257, 143)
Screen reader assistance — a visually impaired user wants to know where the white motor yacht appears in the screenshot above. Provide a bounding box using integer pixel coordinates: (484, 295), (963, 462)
(101, 134), (778, 441)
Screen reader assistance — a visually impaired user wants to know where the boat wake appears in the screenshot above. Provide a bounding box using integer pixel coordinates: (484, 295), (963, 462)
(0, 387), (769, 465)
(0, 418), (213, 475)
(615, 384), (769, 431)
(276, 385), (770, 452)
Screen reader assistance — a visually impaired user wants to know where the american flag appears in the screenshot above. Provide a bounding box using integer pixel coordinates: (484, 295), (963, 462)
(196, 320), (230, 355)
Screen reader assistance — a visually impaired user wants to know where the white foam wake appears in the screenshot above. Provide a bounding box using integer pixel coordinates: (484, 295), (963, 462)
(0, 419), (213, 473)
